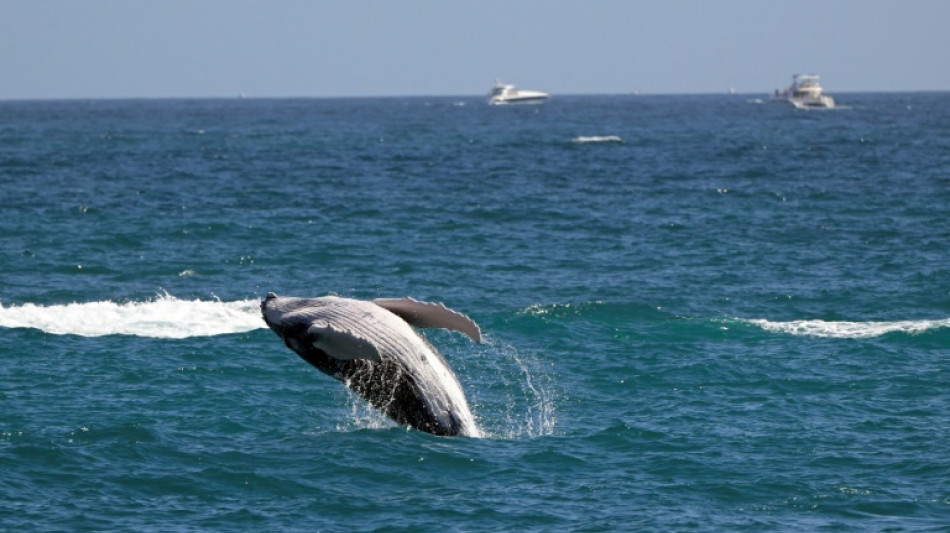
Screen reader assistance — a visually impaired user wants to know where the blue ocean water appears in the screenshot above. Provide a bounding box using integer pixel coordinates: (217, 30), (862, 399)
(1, 93), (948, 532)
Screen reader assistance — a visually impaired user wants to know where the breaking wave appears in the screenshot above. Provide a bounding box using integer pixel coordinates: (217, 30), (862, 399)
(570, 135), (623, 144)
(744, 318), (950, 339)
(0, 293), (265, 338)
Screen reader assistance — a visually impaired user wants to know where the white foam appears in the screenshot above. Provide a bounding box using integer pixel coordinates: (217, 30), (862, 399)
(0, 293), (266, 338)
(571, 135), (623, 144)
(746, 318), (950, 339)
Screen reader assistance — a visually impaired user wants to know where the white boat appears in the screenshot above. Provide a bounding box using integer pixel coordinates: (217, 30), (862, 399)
(774, 74), (836, 109)
(487, 79), (549, 105)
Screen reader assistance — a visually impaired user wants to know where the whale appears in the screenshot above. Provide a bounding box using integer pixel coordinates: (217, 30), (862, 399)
(261, 293), (482, 437)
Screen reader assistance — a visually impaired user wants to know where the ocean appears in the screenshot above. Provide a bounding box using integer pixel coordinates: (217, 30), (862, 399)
(1, 93), (948, 532)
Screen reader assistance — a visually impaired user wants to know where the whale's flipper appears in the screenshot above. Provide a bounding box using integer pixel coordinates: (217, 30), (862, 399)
(307, 321), (382, 361)
(373, 297), (482, 343)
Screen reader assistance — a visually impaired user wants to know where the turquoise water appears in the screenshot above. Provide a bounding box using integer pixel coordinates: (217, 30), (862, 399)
(1, 94), (948, 531)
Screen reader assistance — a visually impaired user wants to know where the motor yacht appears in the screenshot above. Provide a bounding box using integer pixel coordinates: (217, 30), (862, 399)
(487, 79), (549, 105)
(774, 74), (836, 109)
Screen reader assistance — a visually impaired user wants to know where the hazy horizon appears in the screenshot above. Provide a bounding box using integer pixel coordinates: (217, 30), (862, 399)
(4, 87), (949, 103)
(3, 0), (948, 100)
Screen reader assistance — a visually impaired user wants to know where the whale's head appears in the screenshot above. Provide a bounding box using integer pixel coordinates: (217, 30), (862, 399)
(261, 293), (325, 338)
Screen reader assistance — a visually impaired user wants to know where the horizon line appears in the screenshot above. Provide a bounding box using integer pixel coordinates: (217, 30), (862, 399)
(2, 88), (948, 103)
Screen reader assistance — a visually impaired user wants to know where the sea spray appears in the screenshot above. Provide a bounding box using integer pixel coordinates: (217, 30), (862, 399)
(315, 332), (556, 439)
(462, 334), (558, 439)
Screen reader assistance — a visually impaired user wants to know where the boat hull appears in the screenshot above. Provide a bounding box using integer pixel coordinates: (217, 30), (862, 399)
(489, 95), (549, 105)
(789, 95), (835, 109)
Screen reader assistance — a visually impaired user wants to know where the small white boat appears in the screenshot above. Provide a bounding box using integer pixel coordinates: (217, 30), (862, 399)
(487, 79), (549, 105)
(774, 74), (836, 109)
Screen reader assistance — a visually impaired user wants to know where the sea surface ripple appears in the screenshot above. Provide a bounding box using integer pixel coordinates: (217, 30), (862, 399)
(1, 94), (948, 532)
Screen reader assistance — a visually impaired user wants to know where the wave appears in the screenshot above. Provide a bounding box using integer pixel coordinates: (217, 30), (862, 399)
(570, 135), (623, 144)
(744, 318), (950, 339)
(0, 293), (265, 338)
(518, 301), (673, 322)
(515, 301), (948, 341)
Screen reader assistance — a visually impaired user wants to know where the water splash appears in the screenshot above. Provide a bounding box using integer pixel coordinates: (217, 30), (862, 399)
(0, 293), (265, 338)
(327, 329), (558, 439)
(465, 335), (557, 439)
(337, 389), (397, 433)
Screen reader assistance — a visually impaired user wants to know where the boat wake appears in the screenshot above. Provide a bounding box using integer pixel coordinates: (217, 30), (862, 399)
(743, 318), (950, 339)
(0, 293), (265, 338)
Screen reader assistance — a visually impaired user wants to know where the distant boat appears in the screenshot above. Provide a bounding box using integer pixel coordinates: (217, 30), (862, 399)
(773, 74), (836, 109)
(487, 79), (549, 105)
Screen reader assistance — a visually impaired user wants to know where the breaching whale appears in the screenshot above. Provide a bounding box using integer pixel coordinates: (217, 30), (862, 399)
(261, 293), (482, 437)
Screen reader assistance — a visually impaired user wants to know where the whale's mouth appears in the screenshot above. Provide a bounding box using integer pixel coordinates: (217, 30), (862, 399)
(261, 292), (278, 314)
(260, 293), (282, 333)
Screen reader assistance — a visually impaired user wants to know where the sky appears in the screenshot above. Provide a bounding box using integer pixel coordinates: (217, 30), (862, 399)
(2, 0), (949, 99)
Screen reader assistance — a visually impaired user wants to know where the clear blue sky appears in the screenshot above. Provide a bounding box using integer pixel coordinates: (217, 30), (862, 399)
(3, 0), (948, 99)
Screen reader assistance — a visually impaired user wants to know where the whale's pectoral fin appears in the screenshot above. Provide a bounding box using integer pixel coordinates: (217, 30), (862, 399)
(306, 321), (382, 362)
(372, 297), (482, 343)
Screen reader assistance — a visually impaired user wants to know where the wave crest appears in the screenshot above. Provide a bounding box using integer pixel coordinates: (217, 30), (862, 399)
(570, 135), (623, 144)
(0, 294), (265, 338)
(746, 318), (950, 339)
